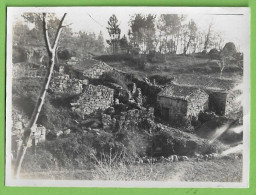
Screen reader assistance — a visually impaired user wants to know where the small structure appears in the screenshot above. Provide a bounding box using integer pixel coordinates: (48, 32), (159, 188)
(157, 85), (209, 127)
(172, 74), (242, 117)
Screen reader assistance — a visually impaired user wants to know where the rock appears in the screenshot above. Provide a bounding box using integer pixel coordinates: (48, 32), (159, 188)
(64, 129), (71, 135)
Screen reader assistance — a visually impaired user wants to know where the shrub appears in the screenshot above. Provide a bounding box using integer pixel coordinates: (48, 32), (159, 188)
(208, 48), (220, 60)
(13, 46), (27, 63)
(22, 147), (58, 173)
(148, 127), (227, 157)
(98, 71), (129, 90)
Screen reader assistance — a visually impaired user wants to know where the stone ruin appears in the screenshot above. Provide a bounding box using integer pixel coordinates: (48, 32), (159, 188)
(50, 73), (88, 94)
(71, 84), (114, 118)
(101, 107), (155, 133)
(12, 63), (48, 79)
(83, 61), (113, 79)
(11, 111), (46, 158)
(127, 83), (143, 106)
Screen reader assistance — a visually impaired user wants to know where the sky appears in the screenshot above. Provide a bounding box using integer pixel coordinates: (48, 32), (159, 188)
(10, 7), (250, 53)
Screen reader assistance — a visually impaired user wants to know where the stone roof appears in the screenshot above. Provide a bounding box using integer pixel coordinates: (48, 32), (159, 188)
(173, 74), (240, 91)
(69, 59), (113, 79)
(158, 84), (205, 100)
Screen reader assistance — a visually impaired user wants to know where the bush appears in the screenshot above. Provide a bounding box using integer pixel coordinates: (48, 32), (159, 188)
(30, 128), (149, 170)
(98, 71), (129, 90)
(208, 48), (220, 60)
(13, 46), (27, 63)
(22, 147), (58, 173)
(57, 49), (76, 60)
(148, 127), (227, 157)
(12, 78), (77, 132)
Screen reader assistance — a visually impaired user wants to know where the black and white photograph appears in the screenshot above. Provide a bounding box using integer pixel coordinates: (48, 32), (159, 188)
(5, 7), (250, 187)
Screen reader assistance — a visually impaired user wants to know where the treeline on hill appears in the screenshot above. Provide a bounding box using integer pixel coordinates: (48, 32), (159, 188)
(13, 13), (106, 58)
(106, 14), (228, 55)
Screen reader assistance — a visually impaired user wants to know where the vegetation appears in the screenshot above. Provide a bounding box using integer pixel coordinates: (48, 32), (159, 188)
(12, 12), (243, 182)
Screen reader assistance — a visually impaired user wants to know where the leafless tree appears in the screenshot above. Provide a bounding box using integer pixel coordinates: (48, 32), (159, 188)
(13, 12), (67, 178)
(204, 22), (213, 50)
(217, 59), (225, 78)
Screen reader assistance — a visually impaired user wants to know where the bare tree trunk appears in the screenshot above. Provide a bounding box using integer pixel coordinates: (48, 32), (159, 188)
(204, 23), (213, 50)
(13, 13), (67, 178)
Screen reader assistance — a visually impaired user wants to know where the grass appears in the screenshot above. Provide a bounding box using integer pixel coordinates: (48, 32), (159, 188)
(103, 54), (242, 81)
(20, 156), (242, 182)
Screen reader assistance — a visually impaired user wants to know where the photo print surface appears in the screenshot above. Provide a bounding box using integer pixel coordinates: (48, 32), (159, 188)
(5, 7), (250, 187)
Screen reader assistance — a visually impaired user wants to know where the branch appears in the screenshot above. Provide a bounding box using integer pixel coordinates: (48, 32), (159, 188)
(42, 13), (53, 55)
(61, 23), (73, 28)
(52, 13), (67, 51)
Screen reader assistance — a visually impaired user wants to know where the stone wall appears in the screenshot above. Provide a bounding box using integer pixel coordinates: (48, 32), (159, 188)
(83, 62), (113, 79)
(13, 63), (47, 79)
(50, 73), (88, 94)
(71, 84), (114, 118)
(225, 89), (242, 118)
(157, 89), (208, 127)
(132, 78), (162, 107)
(187, 90), (209, 120)
(158, 96), (188, 126)
(11, 110), (46, 158)
(101, 107), (155, 133)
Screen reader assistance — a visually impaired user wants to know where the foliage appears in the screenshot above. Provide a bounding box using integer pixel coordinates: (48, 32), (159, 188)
(157, 14), (184, 54)
(12, 78), (76, 132)
(13, 13), (106, 61)
(129, 14), (156, 53)
(208, 48), (220, 60)
(97, 71), (129, 90)
(148, 126), (227, 157)
(106, 14), (121, 54)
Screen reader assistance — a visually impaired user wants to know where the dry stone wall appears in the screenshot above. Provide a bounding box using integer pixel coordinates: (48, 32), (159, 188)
(12, 110), (46, 158)
(71, 84), (114, 118)
(101, 107), (155, 133)
(225, 89), (242, 119)
(83, 62), (113, 79)
(187, 90), (209, 120)
(50, 73), (88, 94)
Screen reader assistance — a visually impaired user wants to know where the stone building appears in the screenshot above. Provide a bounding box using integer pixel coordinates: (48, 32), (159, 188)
(172, 74), (242, 117)
(71, 84), (114, 118)
(157, 85), (209, 127)
(209, 89), (242, 117)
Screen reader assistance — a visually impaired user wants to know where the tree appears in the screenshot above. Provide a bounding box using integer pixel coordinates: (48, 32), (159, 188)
(119, 35), (129, 53)
(182, 19), (197, 55)
(106, 14), (121, 54)
(212, 42), (237, 78)
(96, 31), (105, 53)
(14, 13), (67, 178)
(13, 22), (30, 45)
(157, 14), (184, 54)
(203, 22), (213, 50)
(129, 14), (156, 53)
